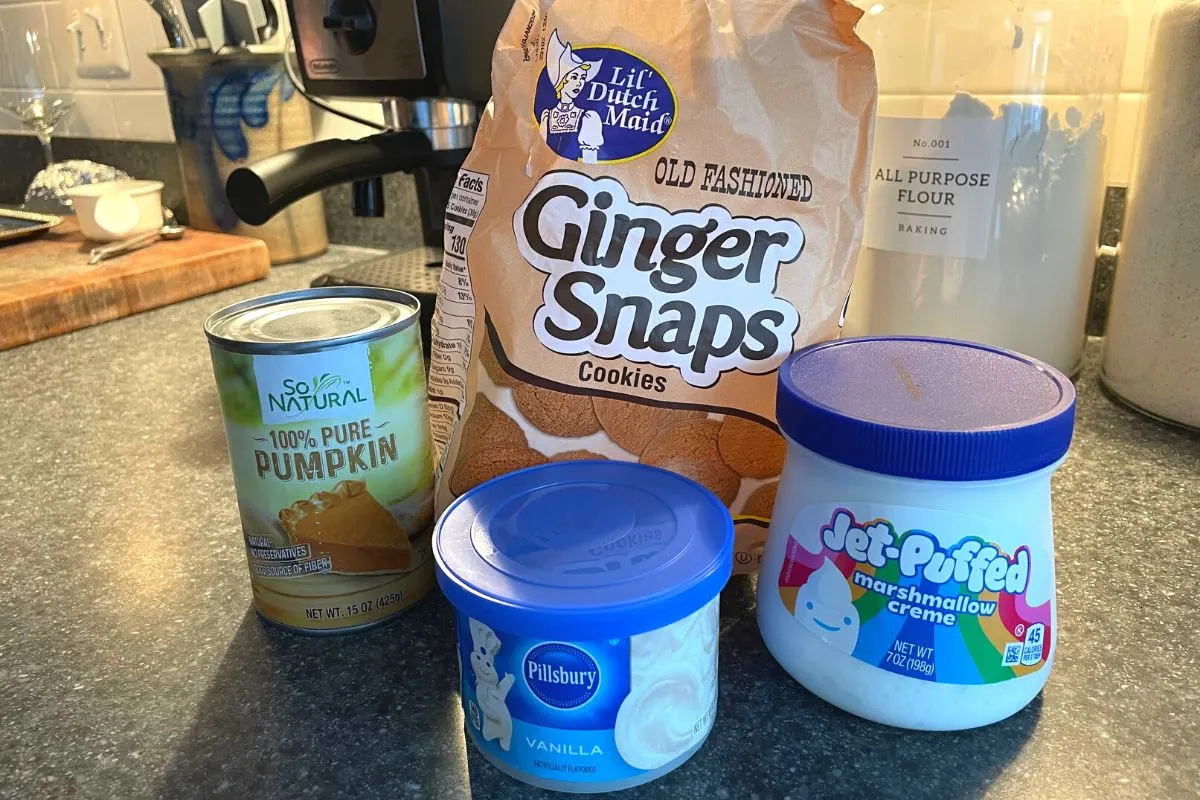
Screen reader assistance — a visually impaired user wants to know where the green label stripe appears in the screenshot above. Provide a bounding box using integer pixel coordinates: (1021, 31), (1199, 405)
(855, 556), (900, 624)
(957, 595), (1014, 683)
(212, 348), (263, 427)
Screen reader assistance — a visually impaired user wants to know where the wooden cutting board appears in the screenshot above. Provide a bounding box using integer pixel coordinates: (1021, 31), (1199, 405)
(0, 217), (270, 351)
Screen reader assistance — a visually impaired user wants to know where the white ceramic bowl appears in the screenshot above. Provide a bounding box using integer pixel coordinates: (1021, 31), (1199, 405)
(66, 180), (164, 242)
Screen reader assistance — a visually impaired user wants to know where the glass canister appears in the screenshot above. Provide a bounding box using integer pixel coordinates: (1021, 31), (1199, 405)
(1101, 0), (1200, 430)
(843, 0), (1129, 375)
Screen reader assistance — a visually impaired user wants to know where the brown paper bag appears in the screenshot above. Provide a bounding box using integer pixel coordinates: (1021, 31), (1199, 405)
(428, 0), (877, 573)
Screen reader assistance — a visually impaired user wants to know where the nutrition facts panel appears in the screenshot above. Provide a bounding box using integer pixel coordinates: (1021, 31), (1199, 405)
(428, 169), (489, 466)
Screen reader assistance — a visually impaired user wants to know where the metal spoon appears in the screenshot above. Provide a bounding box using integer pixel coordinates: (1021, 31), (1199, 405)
(88, 209), (185, 265)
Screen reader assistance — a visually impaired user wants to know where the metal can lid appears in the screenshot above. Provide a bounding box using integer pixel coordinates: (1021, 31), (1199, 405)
(205, 287), (419, 354)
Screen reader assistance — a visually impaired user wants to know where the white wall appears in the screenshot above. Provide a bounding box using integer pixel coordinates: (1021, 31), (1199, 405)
(0, 0), (175, 140)
(0, 0), (1161, 183)
(1112, 0), (1156, 185)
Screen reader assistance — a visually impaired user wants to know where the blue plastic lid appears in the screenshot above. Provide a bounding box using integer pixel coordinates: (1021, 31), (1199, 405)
(777, 336), (1077, 482)
(434, 461), (734, 640)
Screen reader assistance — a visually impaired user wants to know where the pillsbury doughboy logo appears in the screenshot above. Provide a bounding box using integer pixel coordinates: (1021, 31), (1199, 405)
(535, 29), (676, 164)
(524, 642), (601, 709)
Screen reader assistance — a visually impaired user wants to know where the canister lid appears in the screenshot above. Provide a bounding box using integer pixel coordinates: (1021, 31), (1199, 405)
(434, 461), (734, 639)
(777, 336), (1077, 482)
(204, 287), (418, 354)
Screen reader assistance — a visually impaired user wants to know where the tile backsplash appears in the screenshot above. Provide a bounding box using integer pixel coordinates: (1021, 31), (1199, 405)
(0, 1), (1164, 181)
(0, 0), (173, 141)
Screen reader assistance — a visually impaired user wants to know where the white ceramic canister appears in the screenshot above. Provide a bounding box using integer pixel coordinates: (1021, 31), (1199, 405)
(757, 336), (1076, 731)
(434, 461), (733, 793)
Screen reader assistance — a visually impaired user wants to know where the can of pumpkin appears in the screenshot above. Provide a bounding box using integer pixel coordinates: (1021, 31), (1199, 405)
(205, 287), (436, 634)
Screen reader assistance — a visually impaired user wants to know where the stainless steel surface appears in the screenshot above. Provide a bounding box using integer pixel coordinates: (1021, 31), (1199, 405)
(381, 98), (410, 131)
(0, 207), (62, 243)
(292, 0), (426, 84)
(86, 209), (185, 265)
(378, 97), (476, 149)
(408, 98), (477, 150)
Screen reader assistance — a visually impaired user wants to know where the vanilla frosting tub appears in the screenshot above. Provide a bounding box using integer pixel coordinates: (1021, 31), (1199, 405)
(434, 461), (733, 793)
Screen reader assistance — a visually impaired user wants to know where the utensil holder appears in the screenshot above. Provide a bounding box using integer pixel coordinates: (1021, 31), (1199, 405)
(150, 47), (328, 264)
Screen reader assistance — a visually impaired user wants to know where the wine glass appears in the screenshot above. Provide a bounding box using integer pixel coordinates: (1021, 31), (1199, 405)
(1, 27), (128, 213)
(2, 28), (72, 168)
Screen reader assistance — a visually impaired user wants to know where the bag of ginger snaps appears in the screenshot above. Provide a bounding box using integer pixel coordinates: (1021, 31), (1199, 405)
(428, 0), (877, 572)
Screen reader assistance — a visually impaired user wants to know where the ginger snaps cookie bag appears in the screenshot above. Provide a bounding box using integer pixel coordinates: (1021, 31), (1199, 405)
(428, 0), (877, 572)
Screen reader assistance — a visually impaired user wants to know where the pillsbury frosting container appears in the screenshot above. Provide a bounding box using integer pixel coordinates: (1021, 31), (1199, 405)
(757, 337), (1076, 731)
(434, 461), (733, 793)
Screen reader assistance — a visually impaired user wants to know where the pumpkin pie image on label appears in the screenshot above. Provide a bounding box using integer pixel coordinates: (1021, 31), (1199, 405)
(280, 480), (413, 573)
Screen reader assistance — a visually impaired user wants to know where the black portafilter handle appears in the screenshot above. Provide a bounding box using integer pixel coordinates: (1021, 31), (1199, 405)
(226, 130), (450, 226)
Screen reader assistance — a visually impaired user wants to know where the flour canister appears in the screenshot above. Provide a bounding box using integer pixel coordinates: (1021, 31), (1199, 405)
(757, 336), (1077, 730)
(434, 461), (734, 793)
(205, 287), (436, 634)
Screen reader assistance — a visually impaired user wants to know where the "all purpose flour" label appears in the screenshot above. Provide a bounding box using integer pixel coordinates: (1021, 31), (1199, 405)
(862, 116), (1005, 260)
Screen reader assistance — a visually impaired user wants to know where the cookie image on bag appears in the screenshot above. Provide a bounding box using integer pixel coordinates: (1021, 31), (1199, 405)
(481, 334), (517, 389)
(450, 445), (548, 496)
(639, 419), (741, 506)
(550, 450), (607, 462)
(742, 481), (779, 519)
(459, 393), (528, 450)
(718, 416), (787, 479)
(449, 394), (545, 495)
(513, 383), (602, 438)
(593, 397), (705, 455)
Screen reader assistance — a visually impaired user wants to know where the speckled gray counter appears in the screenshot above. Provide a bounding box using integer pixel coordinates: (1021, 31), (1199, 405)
(1, 246), (1197, 800)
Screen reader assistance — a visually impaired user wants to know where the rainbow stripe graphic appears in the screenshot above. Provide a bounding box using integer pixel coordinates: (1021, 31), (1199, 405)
(777, 510), (1052, 685)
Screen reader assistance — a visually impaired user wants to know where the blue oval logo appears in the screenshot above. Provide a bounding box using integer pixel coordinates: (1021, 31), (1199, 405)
(534, 29), (676, 164)
(524, 642), (601, 709)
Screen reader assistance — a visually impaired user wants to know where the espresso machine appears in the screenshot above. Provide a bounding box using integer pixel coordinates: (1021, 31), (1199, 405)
(225, 0), (513, 352)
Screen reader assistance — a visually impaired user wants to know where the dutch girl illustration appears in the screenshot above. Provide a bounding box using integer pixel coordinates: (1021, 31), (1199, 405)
(539, 29), (605, 163)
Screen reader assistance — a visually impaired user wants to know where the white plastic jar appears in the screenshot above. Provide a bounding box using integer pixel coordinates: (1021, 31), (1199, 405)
(435, 461), (733, 793)
(757, 336), (1076, 731)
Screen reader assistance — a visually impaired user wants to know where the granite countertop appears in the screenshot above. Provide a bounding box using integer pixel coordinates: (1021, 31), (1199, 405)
(1, 246), (1198, 800)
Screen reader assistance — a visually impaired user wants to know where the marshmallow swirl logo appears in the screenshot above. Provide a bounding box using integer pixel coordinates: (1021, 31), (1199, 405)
(534, 29), (676, 164)
(524, 643), (602, 709)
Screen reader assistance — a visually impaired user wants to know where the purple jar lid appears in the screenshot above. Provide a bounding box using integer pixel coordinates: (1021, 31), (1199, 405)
(777, 336), (1077, 481)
